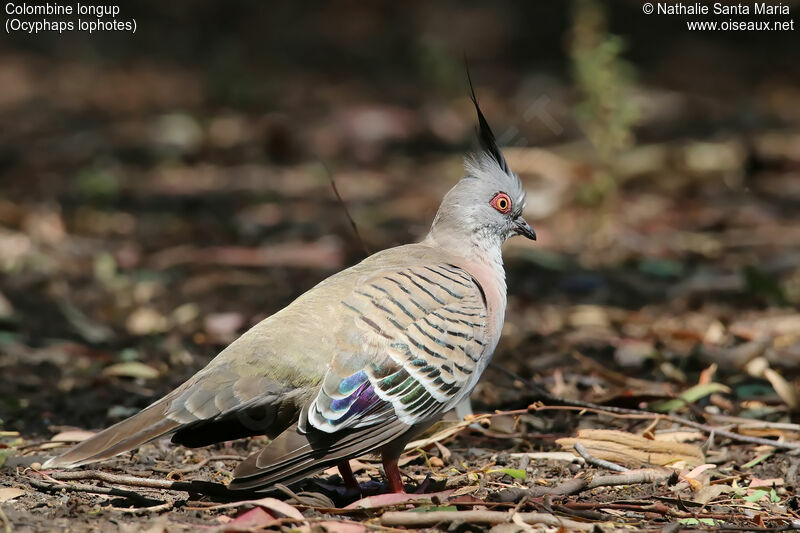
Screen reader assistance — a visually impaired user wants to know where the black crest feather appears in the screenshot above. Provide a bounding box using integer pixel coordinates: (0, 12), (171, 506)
(466, 65), (511, 175)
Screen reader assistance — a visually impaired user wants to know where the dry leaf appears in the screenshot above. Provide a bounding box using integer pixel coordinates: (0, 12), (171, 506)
(653, 431), (705, 443)
(0, 291), (14, 318)
(556, 429), (705, 468)
(229, 507), (278, 529)
(322, 459), (373, 477)
(345, 490), (453, 509)
(203, 312), (245, 340)
(50, 430), (96, 443)
(682, 463), (716, 490)
(749, 477), (784, 488)
(405, 416), (489, 450)
(509, 452), (584, 463)
(698, 363), (717, 385)
(693, 484), (733, 504)
(434, 441), (451, 462)
(198, 497), (308, 532)
(450, 485), (480, 497)
(125, 307), (170, 335)
(684, 463), (716, 480)
(764, 368), (798, 409)
(0, 487), (26, 502)
(731, 422), (800, 440)
(102, 361), (160, 380)
(730, 314), (800, 341)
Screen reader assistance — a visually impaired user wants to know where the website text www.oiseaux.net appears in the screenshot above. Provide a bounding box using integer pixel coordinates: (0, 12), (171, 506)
(642, 3), (796, 32)
(686, 19), (794, 31)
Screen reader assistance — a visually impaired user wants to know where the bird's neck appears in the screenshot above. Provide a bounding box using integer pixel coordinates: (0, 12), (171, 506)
(423, 230), (507, 295)
(472, 236), (507, 300)
(423, 230), (508, 346)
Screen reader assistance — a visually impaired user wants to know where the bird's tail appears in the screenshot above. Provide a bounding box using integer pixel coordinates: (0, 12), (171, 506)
(229, 419), (409, 491)
(43, 399), (180, 469)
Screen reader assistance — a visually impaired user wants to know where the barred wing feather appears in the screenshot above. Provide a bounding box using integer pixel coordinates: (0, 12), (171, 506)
(307, 264), (488, 432)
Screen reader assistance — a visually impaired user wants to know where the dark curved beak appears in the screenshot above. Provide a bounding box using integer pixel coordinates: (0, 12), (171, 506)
(514, 216), (537, 241)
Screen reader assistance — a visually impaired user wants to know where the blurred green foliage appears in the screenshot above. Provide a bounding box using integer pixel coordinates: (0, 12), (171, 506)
(743, 265), (788, 306)
(72, 167), (121, 202)
(570, 0), (639, 203)
(415, 36), (462, 95)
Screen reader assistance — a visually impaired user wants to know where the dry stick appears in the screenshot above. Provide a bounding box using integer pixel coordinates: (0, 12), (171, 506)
(708, 416), (800, 432)
(107, 501), (175, 514)
(321, 161), (370, 257)
(585, 469), (671, 490)
(573, 442), (628, 472)
(273, 483), (335, 508)
(563, 501), (748, 521)
(706, 526), (800, 533)
(48, 471), (176, 489)
(380, 509), (597, 530)
(238, 516), (406, 533)
(492, 468), (672, 503)
(40, 470), (235, 499)
(36, 470), (347, 503)
(28, 478), (160, 506)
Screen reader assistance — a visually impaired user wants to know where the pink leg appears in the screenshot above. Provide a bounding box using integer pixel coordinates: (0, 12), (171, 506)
(337, 460), (361, 492)
(382, 453), (406, 493)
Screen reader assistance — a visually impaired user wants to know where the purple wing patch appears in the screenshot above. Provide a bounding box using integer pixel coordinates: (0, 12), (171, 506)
(328, 381), (380, 425)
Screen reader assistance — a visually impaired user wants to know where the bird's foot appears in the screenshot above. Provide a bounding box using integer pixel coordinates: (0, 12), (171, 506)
(337, 460), (363, 497)
(413, 473), (432, 494)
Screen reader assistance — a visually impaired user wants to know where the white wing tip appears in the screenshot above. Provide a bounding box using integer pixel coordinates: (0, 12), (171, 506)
(42, 456), (81, 469)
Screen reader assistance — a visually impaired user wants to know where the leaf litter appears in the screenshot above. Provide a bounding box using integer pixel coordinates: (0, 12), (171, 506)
(2, 8), (800, 532)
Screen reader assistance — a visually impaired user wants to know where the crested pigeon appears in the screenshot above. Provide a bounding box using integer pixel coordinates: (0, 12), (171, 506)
(43, 87), (536, 493)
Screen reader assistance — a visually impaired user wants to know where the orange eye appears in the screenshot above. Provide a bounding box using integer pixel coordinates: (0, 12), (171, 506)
(490, 192), (512, 214)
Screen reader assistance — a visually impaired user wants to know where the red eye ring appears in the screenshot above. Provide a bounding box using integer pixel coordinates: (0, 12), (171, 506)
(490, 192), (512, 214)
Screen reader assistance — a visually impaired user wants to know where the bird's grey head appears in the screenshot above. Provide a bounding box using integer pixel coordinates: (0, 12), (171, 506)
(428, 88), (536, 252)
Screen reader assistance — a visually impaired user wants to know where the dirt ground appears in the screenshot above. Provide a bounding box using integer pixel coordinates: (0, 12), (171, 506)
(2, 2), (800, 531)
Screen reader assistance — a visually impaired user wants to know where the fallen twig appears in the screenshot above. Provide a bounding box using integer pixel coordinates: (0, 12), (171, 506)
(106, 501), (175, 514)
(704, 525), (800, 532)
(573, 442), (629, 472)
(563, 501), (748, 521)
(28, 478), (161, 507)
(586, 469), (671, 490)
(493, 468), (672, 502)
(321, 160), (370, 257)
(273, 483), (335, 508)
(33, 470), (238, 499)
(380, 509), (598, 530)
(47, 470), (175, 489)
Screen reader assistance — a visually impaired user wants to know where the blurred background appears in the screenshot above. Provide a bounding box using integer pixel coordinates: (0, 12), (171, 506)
(1, 1), (800, 437)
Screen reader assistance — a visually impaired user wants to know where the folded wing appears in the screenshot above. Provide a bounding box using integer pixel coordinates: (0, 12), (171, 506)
(231, 263), (490, 489)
